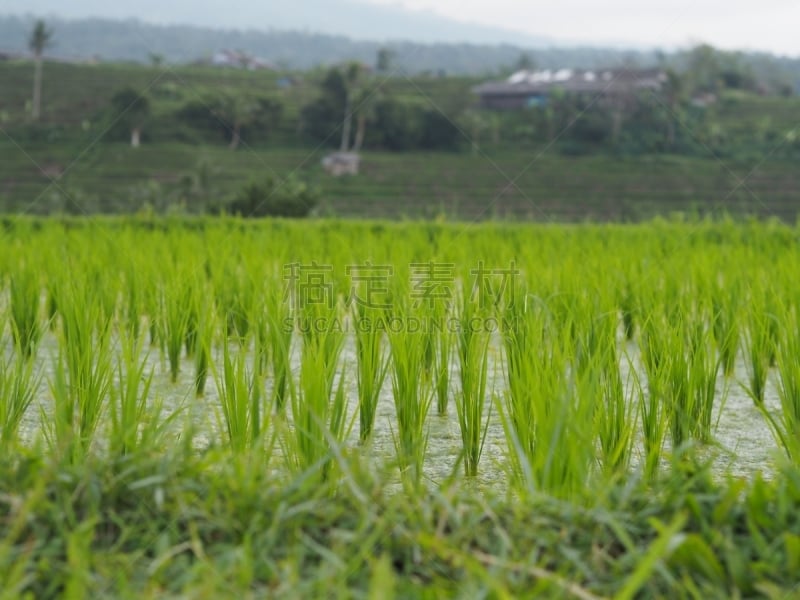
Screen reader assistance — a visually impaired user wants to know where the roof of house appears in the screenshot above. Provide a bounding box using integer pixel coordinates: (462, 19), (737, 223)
(210, 49), (274, 70)
(473, 68), (667, 97)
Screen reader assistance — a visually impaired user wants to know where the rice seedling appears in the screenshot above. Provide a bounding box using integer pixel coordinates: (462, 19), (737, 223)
(45, 279), (58, 332)
(9, 264), (42, 358)
(47, 278), (114, 461)
(160, 279), (192, 383)
(88, 261), (119, 339)
(432, 310), (454, 417)
(388, 314), (432, 486)
(591, 313), (634, 477)
(572, 297), (608, 380)
(635, 362), (667, 479)
(764, 288), (781, 368)
(183, 282), (200, 358)
(619, 279), (637, 341)
(108, 332), (172, 456)
(639, 311), (668, 407)
(0, 353), (38, 448)
(499, 294), (595, 498)
(214, 341), (266, 452)
(265, 278), (293, 411)
(454, 297), (492, 477)
(123, 263), (142, 340)
(711, 280), (740, 378)
(352, 304), (390, 442)
(421, 317), (437, 376)
(286, 304), (348, 480)
(498, 295), (539, 489)
(215, 259), (255, 344)
(251, 293), (271, 380)
(193, 291), (215, 397)
(146, 277), (162, 349)
(686, 315), (722, 443)
(742, 307), (773, 408)
(4, 217), (800, 597)
(767, 305), (800, 461)
(664, 320), (694, 449)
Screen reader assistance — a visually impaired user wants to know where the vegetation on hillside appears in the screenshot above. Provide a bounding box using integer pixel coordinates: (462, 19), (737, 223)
(0, 21), (798, 218)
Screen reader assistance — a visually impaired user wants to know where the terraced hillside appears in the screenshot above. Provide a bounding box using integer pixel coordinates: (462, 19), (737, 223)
(1, 61), (799, 221)
(2, 143), (797, 221)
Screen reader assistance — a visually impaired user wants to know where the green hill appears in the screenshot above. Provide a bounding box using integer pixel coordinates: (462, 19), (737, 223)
(1, 60), (799, 221)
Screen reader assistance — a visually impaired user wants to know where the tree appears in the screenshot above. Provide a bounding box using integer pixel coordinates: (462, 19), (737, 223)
(176, 94), (283, 146)
(351, 88), (378, 152)
(29, 20), (53, 121)
(662, 69), (685, 147)
(250, 97), (284, 141)
(686, 44), (721, 94)
(110, 88), (150, 147)
(419, 109), (460, 150)
(300, 64), (369, 152)
(177, 159), (219, 210)
(340, 62), (366, 152)
(514, 52), (536, 72)
(459, 109), (489, 155)
(372, 97), (421, 150)
(214, 92), (257, 150)
(149, 53), (165, 68)
(376, 48), (393, 73)
(299, 70), (345, 146)
(226, 175), (319, 218)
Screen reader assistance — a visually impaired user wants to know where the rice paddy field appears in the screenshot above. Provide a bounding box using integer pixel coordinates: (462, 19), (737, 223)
(3, 216), (800, 598)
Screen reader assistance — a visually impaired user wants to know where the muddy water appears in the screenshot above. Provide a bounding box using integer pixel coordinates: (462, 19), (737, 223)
(8, 329), (784, 488)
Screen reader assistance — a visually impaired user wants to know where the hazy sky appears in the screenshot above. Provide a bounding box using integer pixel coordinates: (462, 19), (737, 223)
(362, 0), (800, 55)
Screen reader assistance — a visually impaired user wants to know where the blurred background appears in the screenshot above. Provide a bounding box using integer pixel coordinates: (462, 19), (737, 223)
(1, 0), (799, 221)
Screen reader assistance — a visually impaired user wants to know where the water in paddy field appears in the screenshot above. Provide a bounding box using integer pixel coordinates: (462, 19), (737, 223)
(7, 325), (782, 488)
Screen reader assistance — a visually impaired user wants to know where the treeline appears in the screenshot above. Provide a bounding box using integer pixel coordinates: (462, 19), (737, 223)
(0, 14), (650, 74)
(97, 48), (800, 160)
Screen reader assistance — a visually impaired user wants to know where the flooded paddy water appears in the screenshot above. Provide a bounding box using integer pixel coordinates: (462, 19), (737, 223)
(10, 323), (783, 488)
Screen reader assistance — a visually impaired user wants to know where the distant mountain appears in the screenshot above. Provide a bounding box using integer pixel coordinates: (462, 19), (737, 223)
(2, 13), (798, 85)
(2, 0), (553, 47)
(0, 15), (659, 74)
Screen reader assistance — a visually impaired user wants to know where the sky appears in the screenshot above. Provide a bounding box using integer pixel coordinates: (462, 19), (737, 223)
(361, 0), (800, 56)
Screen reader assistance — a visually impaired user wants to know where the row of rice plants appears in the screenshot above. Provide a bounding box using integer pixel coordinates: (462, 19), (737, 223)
(2, 219), (800, 493)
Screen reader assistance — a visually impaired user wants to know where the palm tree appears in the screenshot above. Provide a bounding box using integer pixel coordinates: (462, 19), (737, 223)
(351, 88), (377, 153)
(376, 48), (393, 73)
(663, 70), (685, 147)
(340, 62), (364, 152)
(29, 20), (53, 121)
